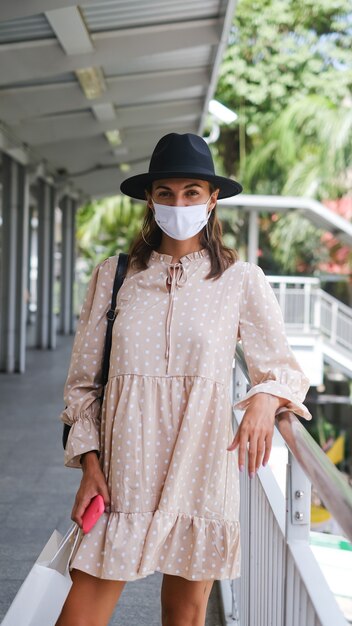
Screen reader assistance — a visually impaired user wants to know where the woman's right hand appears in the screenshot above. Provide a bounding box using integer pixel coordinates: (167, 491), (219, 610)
(71, 451), (111, 528)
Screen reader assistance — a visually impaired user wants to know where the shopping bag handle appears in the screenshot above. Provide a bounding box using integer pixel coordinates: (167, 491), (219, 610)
(48, 523), (82, 573)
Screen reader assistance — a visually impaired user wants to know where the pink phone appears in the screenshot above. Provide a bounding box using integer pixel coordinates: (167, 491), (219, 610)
(82, 494), (105, 534)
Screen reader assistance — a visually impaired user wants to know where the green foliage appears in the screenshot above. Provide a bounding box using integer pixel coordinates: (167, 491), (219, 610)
(214, 0), (352, 275)
(75, 195), (145, 273)
(217, 206), (249, 259)
(268, 212), (329, 273)
(241, 95), (352, 199)
(216, 0), (352, 183)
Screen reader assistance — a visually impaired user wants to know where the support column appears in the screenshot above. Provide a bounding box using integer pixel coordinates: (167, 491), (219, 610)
(36, 178), (56, 349)
(248, 210), (259, 264)
(60, 195), (77, 335)
(70, 200), (77, 334)
(26, 205), (33, 326)
(0, 154), (29, 372)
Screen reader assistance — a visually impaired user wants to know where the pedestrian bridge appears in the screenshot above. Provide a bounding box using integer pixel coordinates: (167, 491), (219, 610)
(268, 276), (352, 379)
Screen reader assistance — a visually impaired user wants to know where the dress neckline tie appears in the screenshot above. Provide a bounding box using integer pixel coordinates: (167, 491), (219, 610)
(166, 262), (188, 291)
(165, 262), (187, 360)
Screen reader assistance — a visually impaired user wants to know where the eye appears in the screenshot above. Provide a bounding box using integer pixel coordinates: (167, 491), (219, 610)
(186, 189), (200, 197)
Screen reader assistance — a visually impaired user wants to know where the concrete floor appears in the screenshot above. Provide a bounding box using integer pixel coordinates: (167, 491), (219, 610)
(0, 334), (224, 625)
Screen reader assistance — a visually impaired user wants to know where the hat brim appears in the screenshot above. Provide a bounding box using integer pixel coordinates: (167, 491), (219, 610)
(120, 171), (242, 200)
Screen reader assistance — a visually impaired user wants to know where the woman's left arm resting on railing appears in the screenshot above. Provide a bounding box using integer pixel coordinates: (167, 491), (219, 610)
(228, 263), (312, 475)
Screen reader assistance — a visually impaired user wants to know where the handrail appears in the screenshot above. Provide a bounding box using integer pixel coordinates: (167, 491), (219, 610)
(267, 275), (320, 285)
(235, 344), (352, 542)
(219, 194), (352, 247)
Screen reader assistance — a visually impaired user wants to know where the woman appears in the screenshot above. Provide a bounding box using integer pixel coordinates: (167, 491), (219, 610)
(57, 133), (311, 626)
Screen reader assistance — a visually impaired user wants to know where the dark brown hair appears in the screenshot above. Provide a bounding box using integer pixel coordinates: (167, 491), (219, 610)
(126, 182), (238, 280)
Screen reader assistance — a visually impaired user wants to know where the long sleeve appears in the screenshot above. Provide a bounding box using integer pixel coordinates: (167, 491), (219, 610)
(59, 255), (117, 468)
(233, 263), (312, 420)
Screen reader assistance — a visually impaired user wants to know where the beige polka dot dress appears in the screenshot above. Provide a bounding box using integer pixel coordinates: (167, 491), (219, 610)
(60, 248), (311, 581)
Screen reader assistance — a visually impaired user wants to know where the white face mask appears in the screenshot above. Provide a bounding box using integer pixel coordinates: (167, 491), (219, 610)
(152, 197), (212, 241)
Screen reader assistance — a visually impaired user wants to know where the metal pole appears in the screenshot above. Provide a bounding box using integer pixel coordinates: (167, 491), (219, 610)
(0, 155), (17, 371)
(15, 163), (30, 371)
(36, 178), (55, 349)
(70, 199), (77, 334)
(248, 210), (259, 264)
(60, 195), (76, 335)
(48, 185), (56, 349)
(0, 155), (29, 372)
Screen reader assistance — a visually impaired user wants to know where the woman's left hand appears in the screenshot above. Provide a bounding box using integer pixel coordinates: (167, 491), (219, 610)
(227, 392), (286, 477)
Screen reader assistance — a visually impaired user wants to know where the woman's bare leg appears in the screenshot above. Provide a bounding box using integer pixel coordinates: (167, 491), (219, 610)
(161, 574), (214, 626)
(55, 568), (126, 626)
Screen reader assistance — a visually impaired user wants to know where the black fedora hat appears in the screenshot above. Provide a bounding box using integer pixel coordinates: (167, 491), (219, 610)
(120, 132), (242, 200)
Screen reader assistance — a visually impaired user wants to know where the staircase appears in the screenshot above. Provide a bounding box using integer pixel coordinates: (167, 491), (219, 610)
(268, 276), (352, 378)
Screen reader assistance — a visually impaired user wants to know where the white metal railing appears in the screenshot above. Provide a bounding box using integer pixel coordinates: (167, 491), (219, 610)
(218, 346), (352, 626)
(268, 276), (352, 358)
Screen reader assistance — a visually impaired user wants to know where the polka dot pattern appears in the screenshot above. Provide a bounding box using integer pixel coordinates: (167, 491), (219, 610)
(60, 249), (311, 581)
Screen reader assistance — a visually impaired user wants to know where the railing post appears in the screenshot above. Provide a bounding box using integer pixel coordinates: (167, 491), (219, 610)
(248, 210), (259, 264)
(233, 358), (249, 405)
(303, 283), (311, 332)
(330, 301), (339, 345)
(284, 450), (311, 626)
(313, 287), (321, 330)
(286, 449), (311, 542)
(279, 282), (286, 321)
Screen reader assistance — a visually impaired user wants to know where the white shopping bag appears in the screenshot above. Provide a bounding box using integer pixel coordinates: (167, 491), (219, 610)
(1, 523), (82, 626)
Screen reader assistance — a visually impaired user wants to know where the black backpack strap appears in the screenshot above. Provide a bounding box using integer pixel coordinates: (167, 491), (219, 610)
(101, 252), (129, 386)
(62, 252), (129, 450)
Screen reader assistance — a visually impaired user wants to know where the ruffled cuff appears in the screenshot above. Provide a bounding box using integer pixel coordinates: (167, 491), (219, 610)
(232, 381), (312, 421)
(61, 399), (102, 469)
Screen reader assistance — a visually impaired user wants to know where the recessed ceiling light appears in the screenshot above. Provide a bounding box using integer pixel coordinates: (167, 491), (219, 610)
(105, 130), (122, 146)
(120, 163), (131, 172)
(75, 67), (106, 100)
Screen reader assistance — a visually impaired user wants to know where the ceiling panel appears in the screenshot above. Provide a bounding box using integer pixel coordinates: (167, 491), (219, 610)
(0, 13), (54, 43)
(13, 99), (203, 145)
(82, 0), (221, 31)
(102, 45), (213, 77)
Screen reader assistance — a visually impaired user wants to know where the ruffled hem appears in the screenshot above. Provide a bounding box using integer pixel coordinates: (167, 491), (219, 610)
(232, 381), (312, 421)
(61, 399), (102, 468)
(70, 508), (241, 581)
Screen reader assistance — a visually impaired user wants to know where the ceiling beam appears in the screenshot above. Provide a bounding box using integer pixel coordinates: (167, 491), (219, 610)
(33, 119), (198, 171)
(0, 19), (220, 86)
(45, 7), (94, 55)
(12, 99), (203, 144)
(0, 67), (209, 122)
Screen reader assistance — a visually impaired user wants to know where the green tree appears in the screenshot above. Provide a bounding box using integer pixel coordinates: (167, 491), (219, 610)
(76, 195), (145, 273)
(215, 0), (352, 184)
(213, 0), (352, 279)
(242, 94), (352, 198)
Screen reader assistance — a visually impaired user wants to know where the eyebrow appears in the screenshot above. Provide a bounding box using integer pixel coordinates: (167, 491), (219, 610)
(154, 183), (204, 190)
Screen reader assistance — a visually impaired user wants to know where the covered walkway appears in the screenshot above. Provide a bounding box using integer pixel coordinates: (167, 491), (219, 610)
(1, 3), (351, 626)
